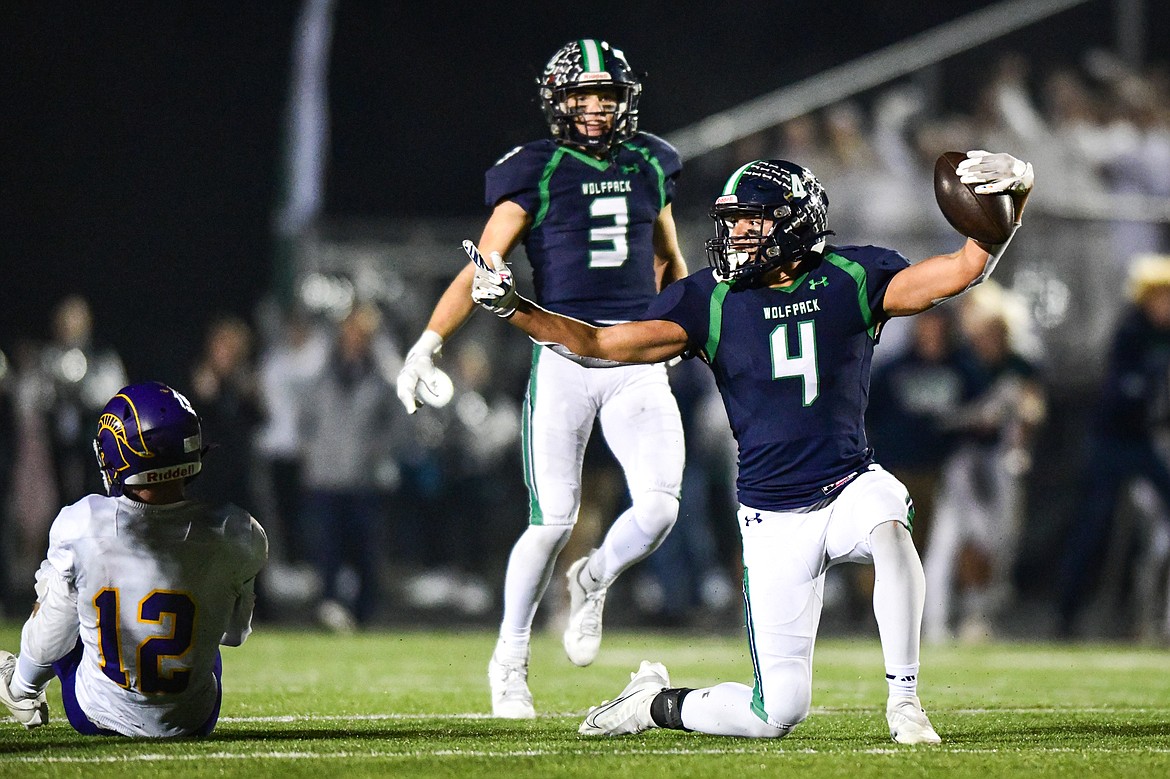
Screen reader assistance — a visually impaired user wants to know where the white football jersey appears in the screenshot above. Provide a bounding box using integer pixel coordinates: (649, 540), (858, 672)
(45, 494), (267, 737)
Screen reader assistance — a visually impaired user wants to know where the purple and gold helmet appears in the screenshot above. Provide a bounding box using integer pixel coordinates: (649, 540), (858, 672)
(92, 382), (203, 497)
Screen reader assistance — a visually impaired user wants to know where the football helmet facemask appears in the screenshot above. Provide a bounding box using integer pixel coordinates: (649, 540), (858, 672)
(705, 159), (832, 281)
(93, 381), (204, 497)
(538, 39), (641, 152)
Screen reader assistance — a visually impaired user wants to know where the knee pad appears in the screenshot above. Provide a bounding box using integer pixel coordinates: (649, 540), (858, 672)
(631, 490), (680, 540)
(760, 686), (811, 733)
(755, 640), (814, 730)
(870, 519), (922, 569)
(530, 482), (583, 527)
(518, 524), (574, 558)
(745, 717), (793, 739)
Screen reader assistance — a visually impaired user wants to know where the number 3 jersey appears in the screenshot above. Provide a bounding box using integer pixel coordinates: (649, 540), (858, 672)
(485, 133), (681, 324)
(36, 494), (268, 737)
(642, 245), (910, 512)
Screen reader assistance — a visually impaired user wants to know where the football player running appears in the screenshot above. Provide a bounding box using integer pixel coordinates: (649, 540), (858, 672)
(471, 153), (1033, 743)
(395, 39), (688, 718)
(0, 382), (267, 737)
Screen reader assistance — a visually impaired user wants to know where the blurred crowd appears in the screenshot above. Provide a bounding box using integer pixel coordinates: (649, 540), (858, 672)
(2, 48), (1169, 642)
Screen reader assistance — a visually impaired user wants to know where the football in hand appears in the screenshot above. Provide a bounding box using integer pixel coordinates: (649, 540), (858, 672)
(416, 367), (454, 408)
(933, 151), (1016, 245)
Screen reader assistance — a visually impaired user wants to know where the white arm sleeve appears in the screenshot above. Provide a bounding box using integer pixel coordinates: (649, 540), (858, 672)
(930, 225), (1020, 306)
(220, 577), (257, 647)
(19, 561), (80, 688)
(221, 516), (267, 647)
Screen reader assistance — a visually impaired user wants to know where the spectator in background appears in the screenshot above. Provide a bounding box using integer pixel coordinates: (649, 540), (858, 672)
(1097, 63), (1170, 264)
(865, 307), (981, 630)
(921, 282), (1046, 642)
(400, 337), (522, 617)
(42, 295), (127, 503)
(7, 340), (59, 592)
(1056, 255), (1170, 637)
(254, 308), (327, 567)
(0, 350), (16, 617)
(985, 50), (1170, 262)
(299, 303), (400, 631)
(188, 314), (264, 514)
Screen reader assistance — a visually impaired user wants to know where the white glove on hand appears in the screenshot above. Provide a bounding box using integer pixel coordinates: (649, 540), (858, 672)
(395, 330), (454, 414)
(956, 150), (1034, 194)
(470, 251), (518, 318)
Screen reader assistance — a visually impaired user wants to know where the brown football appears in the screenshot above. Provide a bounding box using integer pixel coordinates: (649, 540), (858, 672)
(933, 151), (1015, 245)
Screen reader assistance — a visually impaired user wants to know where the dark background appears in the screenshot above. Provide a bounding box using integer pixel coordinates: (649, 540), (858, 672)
(4, 0), (1161, 382)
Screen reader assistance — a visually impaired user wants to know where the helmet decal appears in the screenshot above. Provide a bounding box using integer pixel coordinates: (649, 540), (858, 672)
(93, 382), (203, 496)
(579, 38), (603, 72)
(96, 394), (156, 485)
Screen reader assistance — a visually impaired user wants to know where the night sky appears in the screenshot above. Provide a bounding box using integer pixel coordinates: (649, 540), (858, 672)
(4, 0), (1148, 381)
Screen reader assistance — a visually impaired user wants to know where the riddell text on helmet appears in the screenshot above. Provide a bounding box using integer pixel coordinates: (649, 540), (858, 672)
(145, 464), (199, 483)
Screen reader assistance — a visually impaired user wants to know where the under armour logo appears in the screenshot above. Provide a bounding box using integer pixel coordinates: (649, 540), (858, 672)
(620, 164), (639, 174)
(744, 511), (764, 526)
(809, 276), (828, 289)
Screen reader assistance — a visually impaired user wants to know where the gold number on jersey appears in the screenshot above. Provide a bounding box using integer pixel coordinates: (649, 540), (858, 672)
(94, 588), (198, 694)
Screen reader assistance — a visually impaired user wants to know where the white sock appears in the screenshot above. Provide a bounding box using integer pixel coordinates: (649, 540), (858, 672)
(869, 520), (926, 699)
(885, 663), (920, 699)
(497, 524), (571, 661)
(10, 658), (43, 700)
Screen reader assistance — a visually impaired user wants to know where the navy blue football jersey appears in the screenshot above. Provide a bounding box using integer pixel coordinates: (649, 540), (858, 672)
(642, 245), (910, 510)
(485, 133), (681, 324)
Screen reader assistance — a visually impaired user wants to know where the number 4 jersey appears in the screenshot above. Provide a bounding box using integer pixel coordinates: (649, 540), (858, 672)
(485, 133), (681, 324)
(642, 246), (911, 512)
(38, 494), (267, 737)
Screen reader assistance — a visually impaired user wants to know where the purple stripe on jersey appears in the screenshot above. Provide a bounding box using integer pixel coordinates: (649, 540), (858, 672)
(53, 640), (118, 736)
(194, 651), (224, 736)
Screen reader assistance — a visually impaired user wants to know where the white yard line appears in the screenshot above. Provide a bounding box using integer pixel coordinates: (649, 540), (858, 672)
(5, 746), (1170, 765)
(215, 705), (1170, 723)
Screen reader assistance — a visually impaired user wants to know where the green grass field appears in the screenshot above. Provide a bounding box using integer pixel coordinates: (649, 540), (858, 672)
(1, 623), (1168, 777)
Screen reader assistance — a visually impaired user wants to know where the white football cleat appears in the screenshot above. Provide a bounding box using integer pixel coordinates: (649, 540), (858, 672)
(886, 695), (941, 745)
(564, 555), (607, 667)
(488, 651), (535, 719)
(0, 651), (48, 729)
(579, 660), (670, 736)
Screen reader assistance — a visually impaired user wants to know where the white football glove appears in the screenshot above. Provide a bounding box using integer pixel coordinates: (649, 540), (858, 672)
(470, 251), (518, 318)
(956, 150), (1034, 195)
(395, 330), (454, 415)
